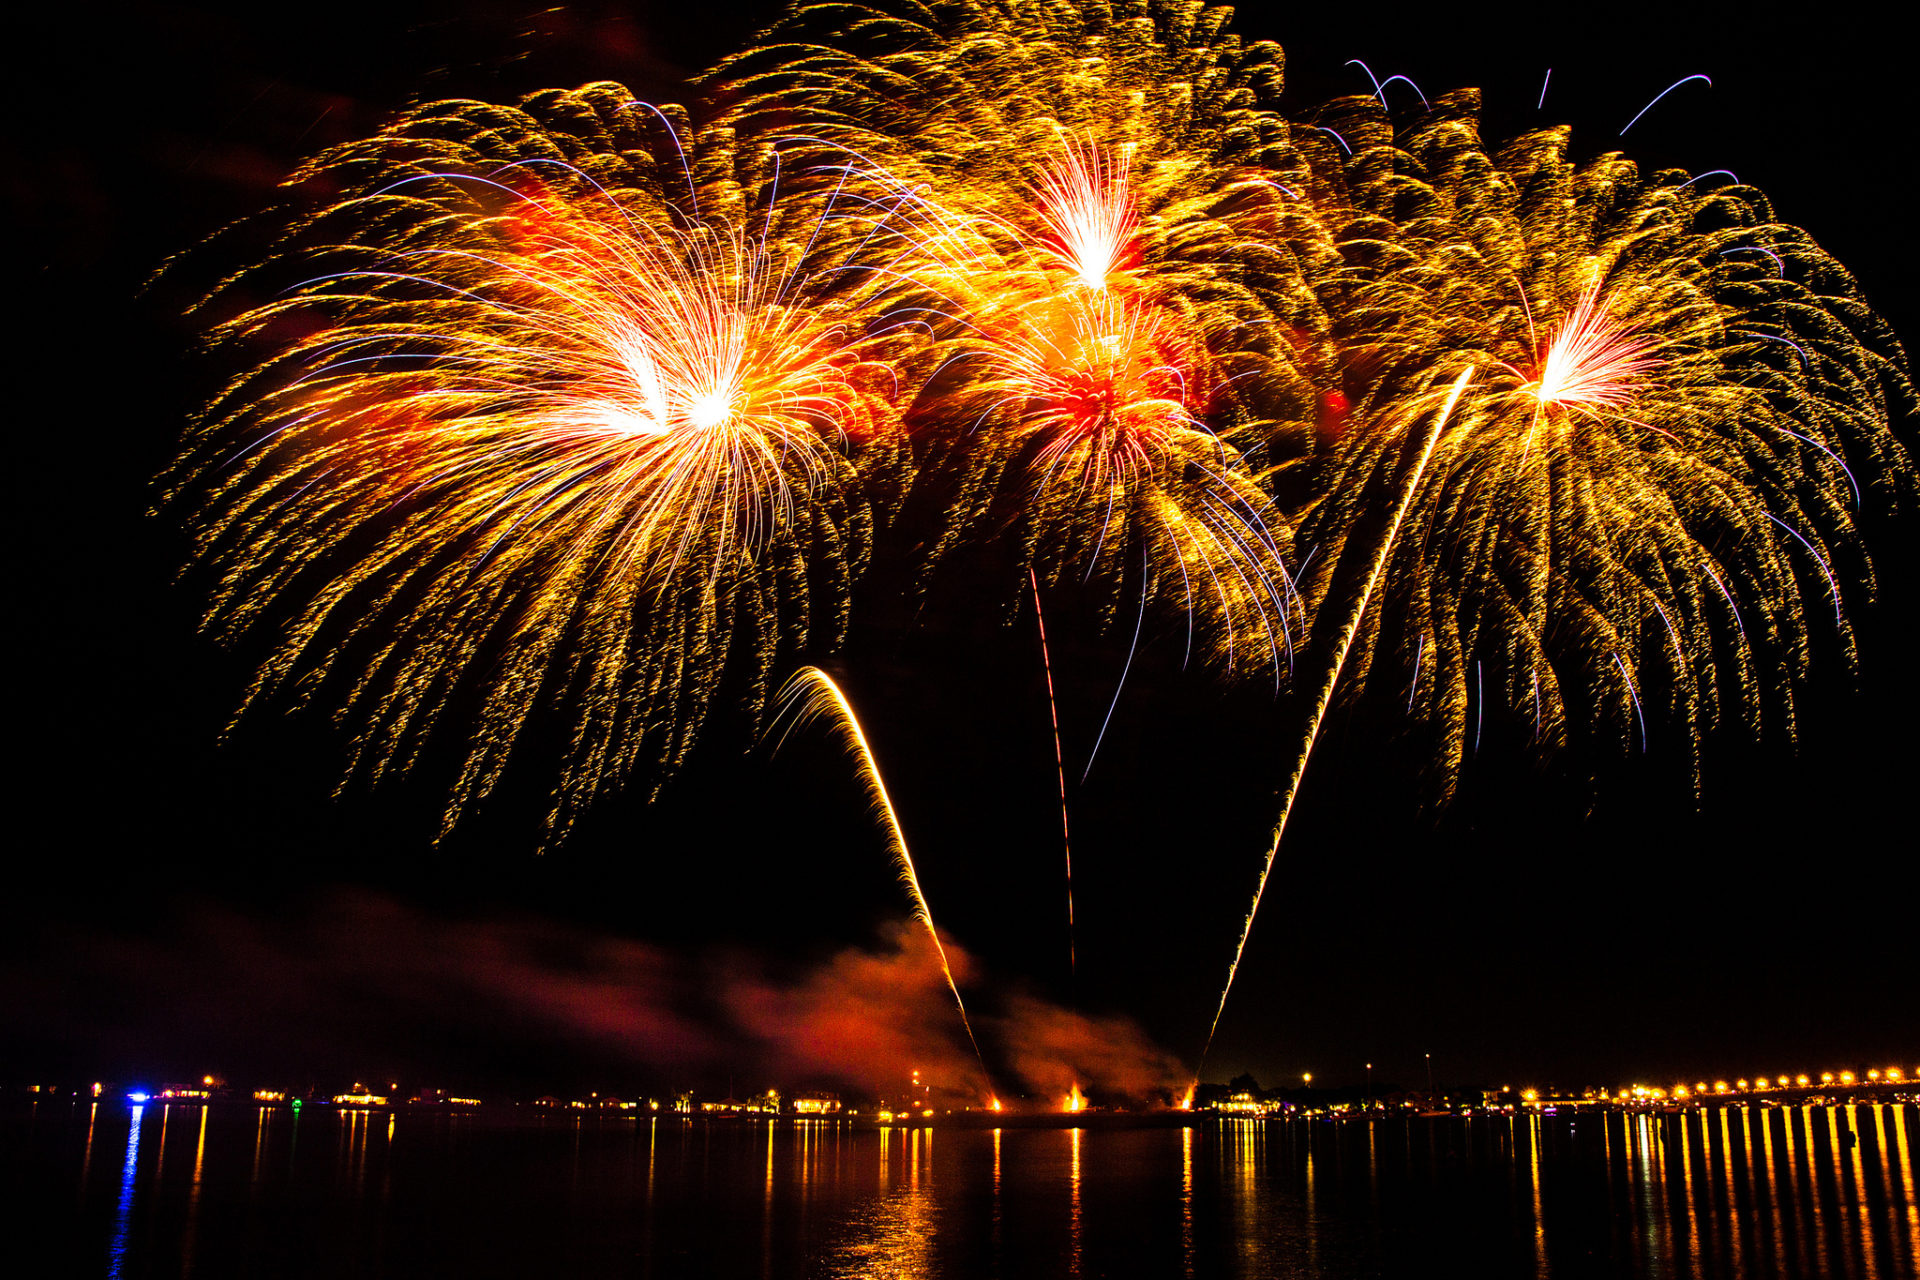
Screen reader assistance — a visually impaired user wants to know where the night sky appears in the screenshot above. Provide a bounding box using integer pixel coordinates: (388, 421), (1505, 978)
(9, 2), (1916, 1102)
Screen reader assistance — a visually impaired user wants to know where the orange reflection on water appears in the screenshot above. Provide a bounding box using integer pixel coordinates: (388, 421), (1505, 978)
(1528, 1113), (1548, 1276)
(80, 1102), (98, 1198)
(1677, 1112), (1698, 1271)
(762, 1122), (776, 1280)
(179, 1107), (211, 1276)
(1069, 1127), (1083, 1279)
(1303, 1118), (1316, 1274)
(1180, 1125), (1194, 1280)
(990, 1127), (1002, 1258)
(1844, 1105), (1879, 1280)
(250, 1107), (269, 1187)
(1890, 1103), (1919, 1266)
(1717, 1105), (1743, 1275)
(1758, 1105), (1791, 1272)
(823, 1128), (936, 1280)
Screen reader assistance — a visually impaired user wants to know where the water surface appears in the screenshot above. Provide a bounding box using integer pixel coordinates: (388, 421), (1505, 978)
(5, 1100), (1914, 1277)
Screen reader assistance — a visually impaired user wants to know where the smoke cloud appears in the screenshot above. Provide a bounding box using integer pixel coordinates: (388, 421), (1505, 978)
(7, 891), (1187, 1103)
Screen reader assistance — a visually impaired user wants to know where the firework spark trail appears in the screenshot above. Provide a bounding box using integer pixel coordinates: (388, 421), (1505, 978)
(1034, 134), (1138, 293)
(1029, 568), (1077, 988)
(1084, 550), (1150, 782)
(775, 667), (993, 1090)
(1198, 369), (1474, 1072)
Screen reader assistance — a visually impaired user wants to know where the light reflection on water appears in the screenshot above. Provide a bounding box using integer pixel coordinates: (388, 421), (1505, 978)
(12, 1101), (1915, 1278)
(106, 1102), (143, 1279)
(1067, 1126), (1081, 1279)
(826, 1126), (937, 1279)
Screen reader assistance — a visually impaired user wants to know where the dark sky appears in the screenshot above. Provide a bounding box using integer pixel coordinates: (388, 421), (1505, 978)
(8, 2), (1916, 1102)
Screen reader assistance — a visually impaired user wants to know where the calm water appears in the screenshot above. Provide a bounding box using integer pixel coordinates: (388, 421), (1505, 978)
(4, 1100), (1915, 1278)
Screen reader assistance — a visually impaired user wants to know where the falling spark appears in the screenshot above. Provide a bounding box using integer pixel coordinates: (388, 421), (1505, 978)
(1083, 554), (1150, 782)
(1620, 73), (1712, 134)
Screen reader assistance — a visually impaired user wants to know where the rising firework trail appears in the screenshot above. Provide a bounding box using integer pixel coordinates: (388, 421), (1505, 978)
(1200, 369), (1475, 1069)
(775, 667), (994, 1091)
(1029, 568), (1077, 989)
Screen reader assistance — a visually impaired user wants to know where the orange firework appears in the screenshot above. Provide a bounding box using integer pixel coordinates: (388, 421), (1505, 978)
(1520, 283), (1665, 418)
(710, 0), (1327, 670)
(1199, 86), (1908, 1054)
(979, 288), (1200, 488)
(170, 87), (907, 841)
(876, 136), (1302, 680)
(1285, 93), (1909, 798)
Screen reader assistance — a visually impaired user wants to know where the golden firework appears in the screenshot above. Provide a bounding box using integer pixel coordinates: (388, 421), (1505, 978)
(1200, 86), (1911, 1060)
(166, 7), (1918, 1076)
(708, 1), (1338, 676)
(169, 85), (910, 841)
(1291, 89), (1912, 800)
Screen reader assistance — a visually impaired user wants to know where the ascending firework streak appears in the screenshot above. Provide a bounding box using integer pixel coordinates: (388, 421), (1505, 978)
(1029, 568), (1077, 987)
(776, 667), (994, 1087)
(1199, 369), (1475, 1068)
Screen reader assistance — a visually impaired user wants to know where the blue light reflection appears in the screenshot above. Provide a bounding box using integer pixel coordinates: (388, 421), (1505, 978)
(108, 1103), (144, 1278)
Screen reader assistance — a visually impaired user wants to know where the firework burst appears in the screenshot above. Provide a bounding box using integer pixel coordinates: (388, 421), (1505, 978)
(1034, 134), (1141, 293)
(708, 1), (1340, 674)
(1200, 84), (1910, 1053)
(1290, 89), (1912, 801)
(167, 5), (1916, 1079)
(169, 85), (909, 842)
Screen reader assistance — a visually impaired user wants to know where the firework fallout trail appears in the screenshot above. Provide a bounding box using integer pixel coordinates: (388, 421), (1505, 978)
(777, 668), (995, 1093)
